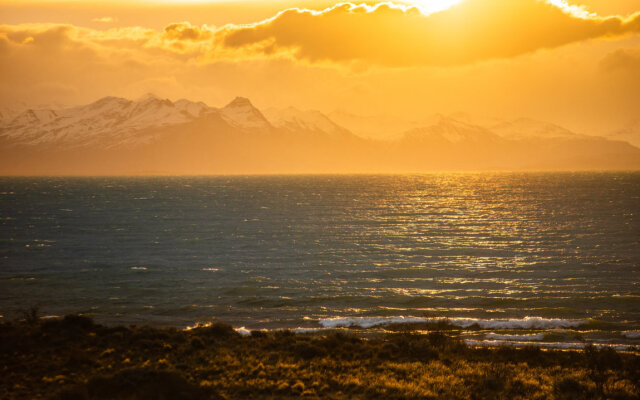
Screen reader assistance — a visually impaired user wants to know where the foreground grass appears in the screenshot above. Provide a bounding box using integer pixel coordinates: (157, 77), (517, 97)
(1, 315), (639, 400)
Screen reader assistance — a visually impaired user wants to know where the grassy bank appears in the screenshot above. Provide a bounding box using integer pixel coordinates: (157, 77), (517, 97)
(1, 314), (639, 400)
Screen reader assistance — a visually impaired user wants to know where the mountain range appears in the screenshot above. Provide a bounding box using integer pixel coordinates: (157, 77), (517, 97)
(1, 94), (639, 175)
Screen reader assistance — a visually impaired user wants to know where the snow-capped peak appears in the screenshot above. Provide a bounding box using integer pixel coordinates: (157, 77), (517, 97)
(225, 96), (253, 108)
(0, 95), (212, 147)
(264, 106), (349, 135)
(220, 97), (271, 130)
(403, 116), (500, 144)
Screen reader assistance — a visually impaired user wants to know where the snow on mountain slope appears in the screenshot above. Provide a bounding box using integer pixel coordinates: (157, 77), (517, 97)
(0, 101), (50, 125)
(8, 109), (59, 128)
(219, 97), (272, 131)
(174, 99), (210, 118)
(328, 111), (605, 144)
(489, 118), (583, 140)
(3, 93), (638, 165)
(264, 107), (351, 136)
(0, 94), (216, 147)
(401, 116), (502, 144)
(428, 113), (583, 140)
(0, 94), (276, 149)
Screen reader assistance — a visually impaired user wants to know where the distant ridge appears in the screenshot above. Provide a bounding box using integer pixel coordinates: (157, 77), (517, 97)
(1, 95), (639, 175)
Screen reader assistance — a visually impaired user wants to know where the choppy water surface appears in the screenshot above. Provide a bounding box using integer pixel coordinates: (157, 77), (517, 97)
(1, 173), (639, 348)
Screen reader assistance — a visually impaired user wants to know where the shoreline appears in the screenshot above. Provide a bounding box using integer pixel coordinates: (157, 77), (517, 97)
(2, 314), (639, 399)
(10, 311), (640, 352)
(25, 313), (640, 352)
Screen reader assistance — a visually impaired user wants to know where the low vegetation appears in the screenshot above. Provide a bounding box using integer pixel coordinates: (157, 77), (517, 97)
(1, 314), (639, 399)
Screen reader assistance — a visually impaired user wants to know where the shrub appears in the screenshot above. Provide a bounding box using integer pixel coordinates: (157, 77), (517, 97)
(86, 368), (208, 400)
(62, 314), (96, 330)
(21, 306), (40, 325)
(292, 342), (326, 360)
(426, 331), (449, 348)
(189, 337), (205, 349)
(553, 376), (596, 400)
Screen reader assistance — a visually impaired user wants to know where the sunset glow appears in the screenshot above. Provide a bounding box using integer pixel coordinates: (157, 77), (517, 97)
(2, 1), (640, 397)
(0, 0), (640, 174)
(405, 0), (462, 14)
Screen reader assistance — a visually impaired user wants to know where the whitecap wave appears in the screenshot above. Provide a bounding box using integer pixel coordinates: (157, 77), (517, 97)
(318, 316), (588, 330)
(485, 333), (545, 341)
(184, 322), (211, 331)
(465, 339), (633, 351)
(234, 327), (251, 336)
(319, 316), (426, 328)
(622, 331), (640, 339)
(293, 327), (331, 334)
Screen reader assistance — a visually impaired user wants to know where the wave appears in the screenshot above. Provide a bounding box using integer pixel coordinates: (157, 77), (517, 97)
(293, 327), (331, 334)
(317, 316), (588, 330)
(622, 331), (640, 339)
(234, 327), (251, 336)
(485, 333), (545, 341)
(190, 322), (636, 352)
(465, 339), (634, 351)
(234, 326), (329, 335)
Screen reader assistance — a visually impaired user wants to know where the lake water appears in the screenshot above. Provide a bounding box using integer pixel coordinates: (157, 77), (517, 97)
(1, 173), (639, 348)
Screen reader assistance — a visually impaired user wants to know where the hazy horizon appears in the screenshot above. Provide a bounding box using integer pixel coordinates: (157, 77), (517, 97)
(3, 4), (640, 395)
(1, 0), (640, 137)
(2, 0), (640, 174)
(2, 91), (640, 175)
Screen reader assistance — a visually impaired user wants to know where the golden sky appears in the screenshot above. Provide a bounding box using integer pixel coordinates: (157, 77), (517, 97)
(1, 0), (639, 135)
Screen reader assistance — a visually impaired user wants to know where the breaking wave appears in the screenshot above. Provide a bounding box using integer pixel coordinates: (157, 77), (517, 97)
(317, 316), (588, 330)
(485, 333), (545, 341)
(465, 339), (634, 351)
(622, 331), (640, 339)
